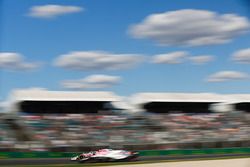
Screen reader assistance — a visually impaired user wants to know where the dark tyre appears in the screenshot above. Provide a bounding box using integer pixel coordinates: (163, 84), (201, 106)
(78, 155), (91, 163)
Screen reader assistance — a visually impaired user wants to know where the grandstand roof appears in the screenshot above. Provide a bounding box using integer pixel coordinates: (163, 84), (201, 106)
(8, 88), (121, 102)
(131, 92), (227, 104)
(227, 94), (250, 103)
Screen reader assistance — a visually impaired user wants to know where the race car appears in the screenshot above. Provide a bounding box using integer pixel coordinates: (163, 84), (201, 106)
(70, 149), (139, 163)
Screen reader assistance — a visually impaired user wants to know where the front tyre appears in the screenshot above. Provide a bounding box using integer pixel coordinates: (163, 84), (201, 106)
(78, 155), (91, 163)
(78, 157), (91, 163)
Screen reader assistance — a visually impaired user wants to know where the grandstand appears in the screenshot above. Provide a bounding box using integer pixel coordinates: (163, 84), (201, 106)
(131, 93), (227, 113)
(7, 89), (121, 114)
(0, 89), (249, 152)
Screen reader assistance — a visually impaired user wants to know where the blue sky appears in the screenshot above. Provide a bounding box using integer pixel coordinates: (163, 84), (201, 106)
(1, 0), (250, 100)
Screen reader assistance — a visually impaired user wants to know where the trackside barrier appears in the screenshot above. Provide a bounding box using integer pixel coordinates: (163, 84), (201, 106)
(0, 147), (249, 159)
(0, 152), (75, 159)
(139, 147), (250, 156)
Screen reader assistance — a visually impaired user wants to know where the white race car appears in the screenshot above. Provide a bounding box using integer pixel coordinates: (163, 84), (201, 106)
(71, 149), (139, 163)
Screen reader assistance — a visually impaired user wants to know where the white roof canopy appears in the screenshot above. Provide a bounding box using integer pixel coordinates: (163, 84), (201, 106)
(131, 92), (228, 104)
(8, 89), (121, 102)
(5, 89), (250, 113)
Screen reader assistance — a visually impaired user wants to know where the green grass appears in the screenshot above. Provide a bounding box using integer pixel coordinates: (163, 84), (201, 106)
(4, 155), (250, 167)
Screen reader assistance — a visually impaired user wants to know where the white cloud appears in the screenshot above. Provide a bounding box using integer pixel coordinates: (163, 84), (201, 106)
(232, 48), (250, 64)
(189, 55), (214, 64)
(152, 51), (188, 64)
(206, 71), (248, 82)
(129, 9), (250, 46)
(0, 52), (41, 71)
(61, 74), (121, 89)
(54, 51), (144, 71)
(28, 4), (83, 18)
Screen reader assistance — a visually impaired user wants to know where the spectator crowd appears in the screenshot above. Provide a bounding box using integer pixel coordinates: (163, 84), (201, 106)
(0, 110), (250, 151)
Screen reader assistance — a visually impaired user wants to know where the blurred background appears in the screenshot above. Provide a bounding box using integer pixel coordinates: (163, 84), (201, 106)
(0, 89), (249, 152)
(0, 0), (250, 158)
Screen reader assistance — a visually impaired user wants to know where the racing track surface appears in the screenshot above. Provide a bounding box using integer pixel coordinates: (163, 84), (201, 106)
(106, 158), (250, 167)
(0, 153), (250, 166)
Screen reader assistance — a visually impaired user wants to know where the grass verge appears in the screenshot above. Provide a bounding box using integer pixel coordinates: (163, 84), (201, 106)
(4, 155), (250, 167)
